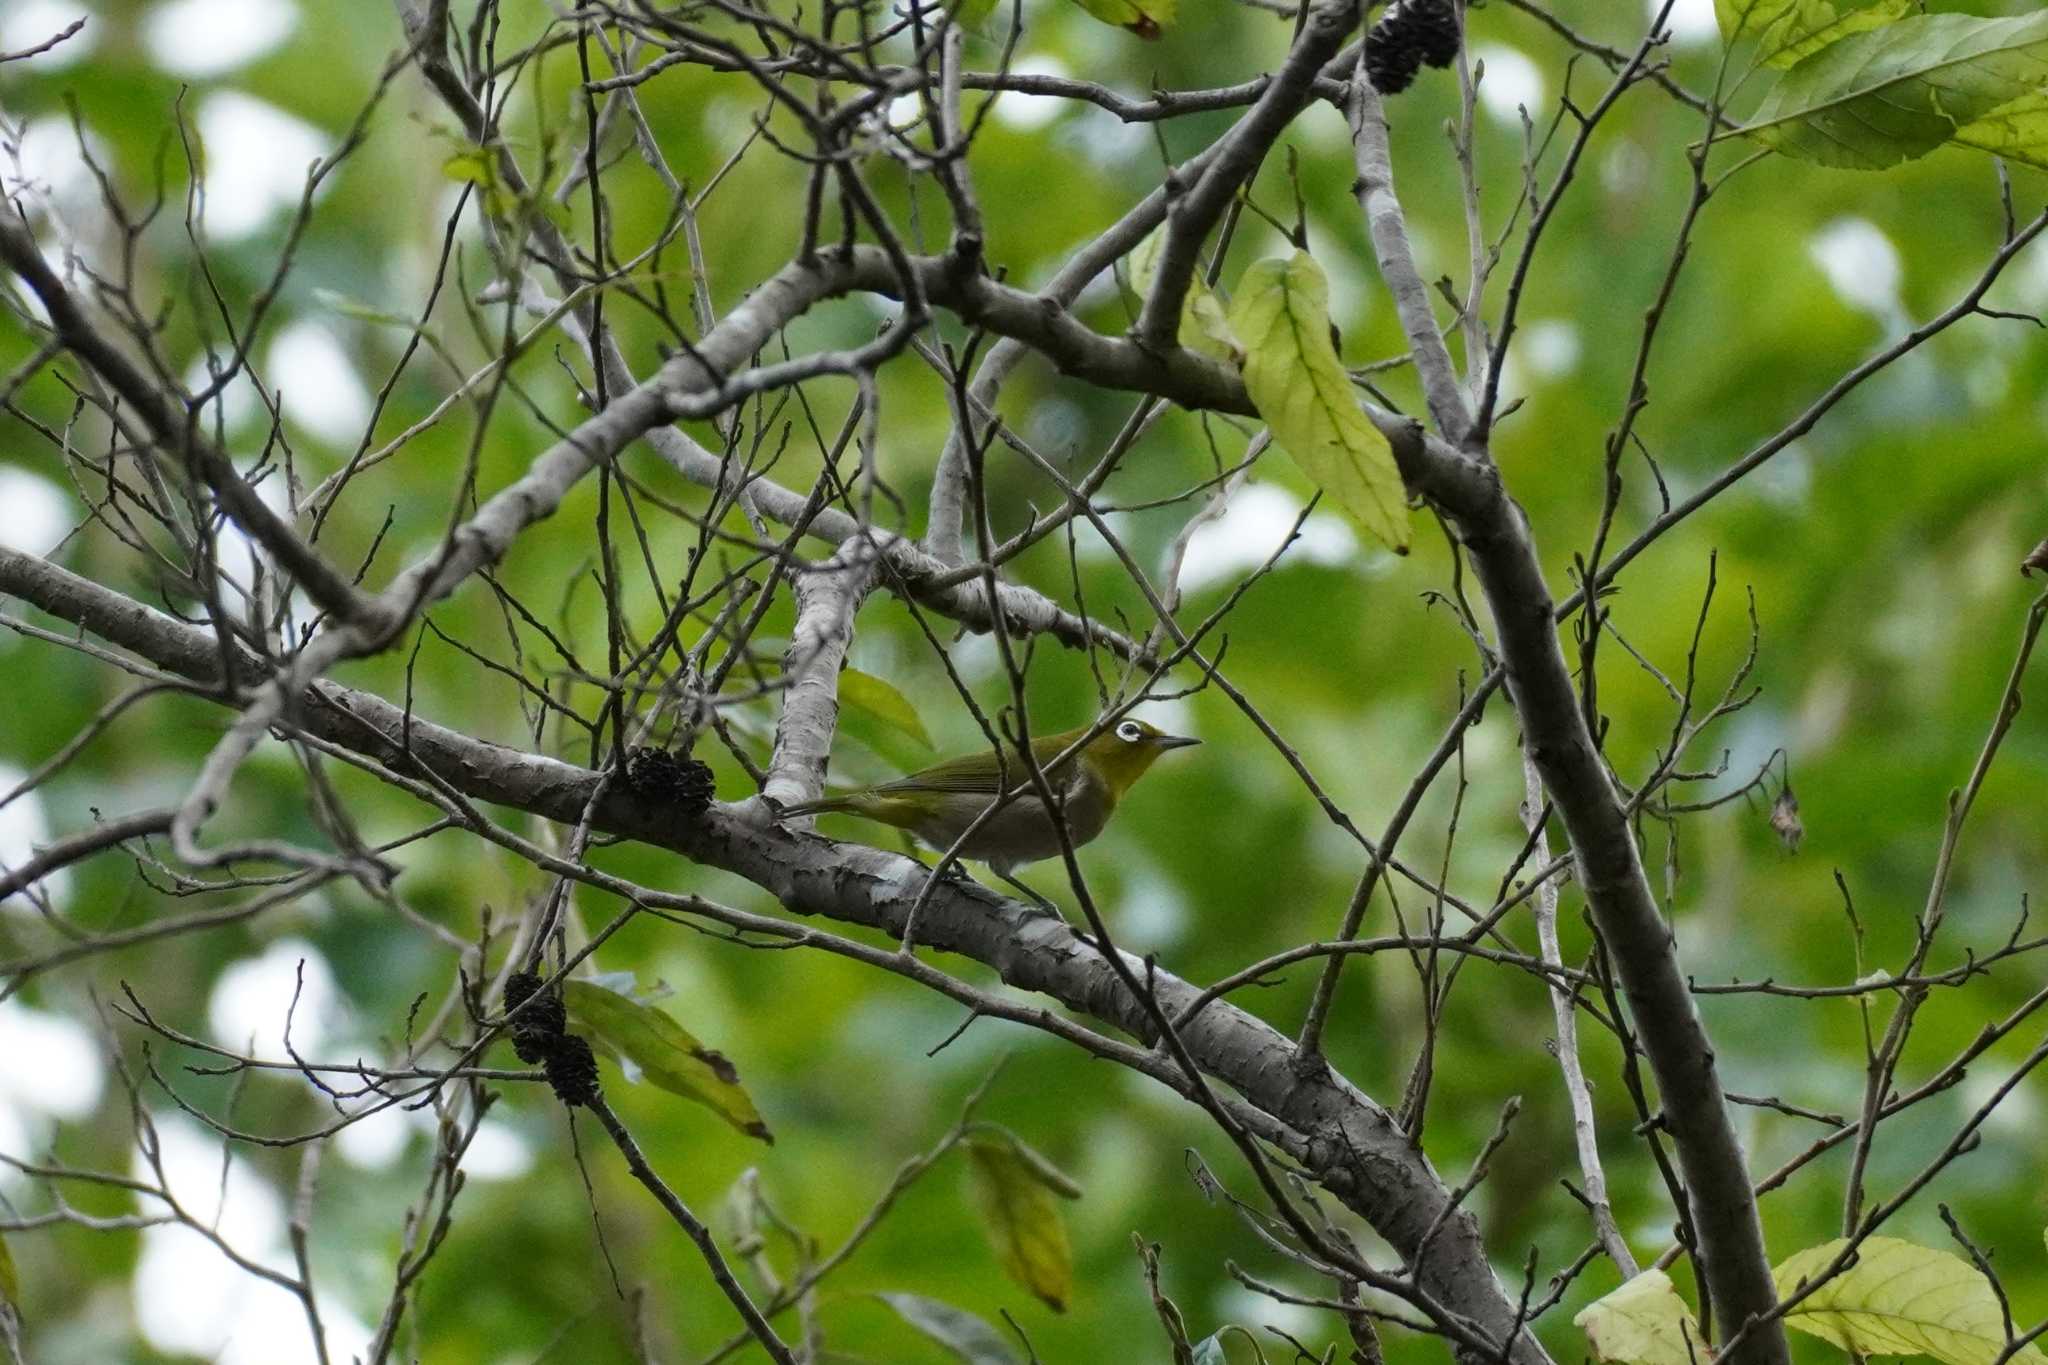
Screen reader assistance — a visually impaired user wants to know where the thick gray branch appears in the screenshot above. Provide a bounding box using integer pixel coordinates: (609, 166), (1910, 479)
(1436, 481), (1783, 1361)
(763, 538), (877, 808)
(1348, 73), (1472, 445)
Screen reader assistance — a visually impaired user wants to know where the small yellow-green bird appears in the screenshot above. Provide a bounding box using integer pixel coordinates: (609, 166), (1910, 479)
(779, 717), (1199, 901)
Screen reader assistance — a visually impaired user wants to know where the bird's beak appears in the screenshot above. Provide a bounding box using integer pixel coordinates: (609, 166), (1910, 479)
(1156, 734), (1201, 751)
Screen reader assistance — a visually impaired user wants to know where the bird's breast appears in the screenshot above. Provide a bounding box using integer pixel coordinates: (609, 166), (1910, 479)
(905, 769), (1113, 873)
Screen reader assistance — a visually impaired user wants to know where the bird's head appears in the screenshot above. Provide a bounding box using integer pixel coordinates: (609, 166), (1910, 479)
(1081, 717), (1200, 798)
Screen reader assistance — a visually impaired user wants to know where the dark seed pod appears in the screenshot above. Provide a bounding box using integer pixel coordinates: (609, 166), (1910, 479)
(544, 1034), (602, 1107)
(1366, 0), (1462, 94)
(626, 746), (715, 815)
(518, 992), (567, 1041)
(1365, 6), (1426, 95)
(1407, 0), (1462, 68)
(504, 971), (568, 1064)
(503, 970), (542, 1011)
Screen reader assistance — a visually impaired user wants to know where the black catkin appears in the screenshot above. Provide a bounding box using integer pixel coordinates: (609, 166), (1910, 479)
(625, 746), (715, 815)
(1365, 0), (1462, 95)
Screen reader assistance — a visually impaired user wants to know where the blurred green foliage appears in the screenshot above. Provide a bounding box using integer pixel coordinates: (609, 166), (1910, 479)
(3, 0), (2048, 1362)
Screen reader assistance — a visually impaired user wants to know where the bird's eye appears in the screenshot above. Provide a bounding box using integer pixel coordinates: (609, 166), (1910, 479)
(1116, 721), (1143, 743)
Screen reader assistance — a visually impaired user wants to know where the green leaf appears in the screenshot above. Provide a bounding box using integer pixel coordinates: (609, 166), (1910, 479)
(312, 287), (419, 330)
(1741, 12), (2048, 169)
(950, 0), (1001, 35)
(561, 980), (773, 1144)
(1193, 1326), (1271, 1365)
(0, 1231), (17, 1315)
(441, 147), (520, 222)
(964, 1130), (1078, 1312)
(441, 144), (565, 226)
(875, 1293), (1022, 1365)
(1773, 1236), (2048, 1365)
(441, 148), (497, 190)
(1066, 0), (1174, 39)
(839, 668), (933, 749)
(1226, 252), (1409, 553)
(1125, 228), (1241, 365)
(1716, 0), (1908, 70)
(1575, 1270), (1703, 1365)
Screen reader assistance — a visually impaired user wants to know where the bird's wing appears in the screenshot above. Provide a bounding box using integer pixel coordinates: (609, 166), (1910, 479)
(868, 753), (1007, 796)
(868, 737), (1082, 797)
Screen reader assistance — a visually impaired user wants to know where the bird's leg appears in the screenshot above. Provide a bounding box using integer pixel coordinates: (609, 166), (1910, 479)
(918, 858), (976, 897)
(994, 869), (1061, 916)
(990, 871), (1100, 947)
(989, 869), (1101, 946)
(896, 832), (975, 883)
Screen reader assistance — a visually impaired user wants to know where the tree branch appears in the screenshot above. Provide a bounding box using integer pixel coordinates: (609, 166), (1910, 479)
(0, 215), (382, 629)
(1348, 69), (1472, 444)
(762, 537), (877, 807)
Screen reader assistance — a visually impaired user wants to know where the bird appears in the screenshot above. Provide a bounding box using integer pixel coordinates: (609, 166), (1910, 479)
(777, 717), (1199, 905)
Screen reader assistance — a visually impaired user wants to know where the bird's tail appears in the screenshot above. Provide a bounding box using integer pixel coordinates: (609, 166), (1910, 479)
(777, 794), (854, 819)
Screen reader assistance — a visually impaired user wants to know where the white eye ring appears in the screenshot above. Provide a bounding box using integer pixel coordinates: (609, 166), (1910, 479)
(1116, 721), (1144, 743)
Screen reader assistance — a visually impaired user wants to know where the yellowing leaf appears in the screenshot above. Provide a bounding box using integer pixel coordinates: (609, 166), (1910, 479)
(1182, 287), (1241, 365)
(562, 980), (772, 1144)
(1773, 1236), (2048, 1365)
(877, 1293), (1023, 1364)
(1716, 0), (1908, 70)
(1227, 252), (1409, 552)
(839, 668), (933, 749)
(1716, 0), (1795, 43)
(964, 1130), (1078, 1312)
(978, 1129), (1081, 1203)
(1066, 0), (1173, 39)
(1761, 0), (1909, 69)
(1125, 228), (1241, 365)
(1953, 91), (2048, 171)
(0, 1231), (16, 1314)
(1575, 1270), (1703, 1365)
